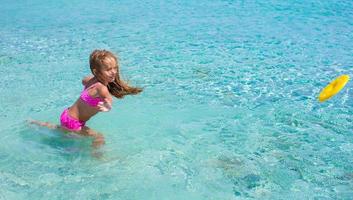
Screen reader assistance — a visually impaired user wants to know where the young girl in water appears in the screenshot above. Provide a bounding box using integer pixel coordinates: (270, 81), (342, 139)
(31, 49), (142, 148)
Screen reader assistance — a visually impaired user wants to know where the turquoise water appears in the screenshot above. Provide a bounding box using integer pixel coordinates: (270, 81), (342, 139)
(1, 0), (353, 199)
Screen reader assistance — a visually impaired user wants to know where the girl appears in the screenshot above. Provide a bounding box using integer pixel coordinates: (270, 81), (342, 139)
(31, 49), (142, 148)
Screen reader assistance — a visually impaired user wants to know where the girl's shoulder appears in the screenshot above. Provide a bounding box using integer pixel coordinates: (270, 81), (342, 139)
(87, 80), (107, 92)
(82, 75), (94, 86)
(95, 82), (109, 93)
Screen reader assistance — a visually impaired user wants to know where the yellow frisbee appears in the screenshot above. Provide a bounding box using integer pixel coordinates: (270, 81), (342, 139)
(318, 74), (350, 102)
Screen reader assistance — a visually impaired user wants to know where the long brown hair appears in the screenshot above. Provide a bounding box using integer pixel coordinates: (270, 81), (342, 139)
(89, 49), (143, 98)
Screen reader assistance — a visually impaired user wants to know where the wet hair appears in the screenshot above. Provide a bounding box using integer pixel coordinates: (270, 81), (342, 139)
(89, 49), (142, 98)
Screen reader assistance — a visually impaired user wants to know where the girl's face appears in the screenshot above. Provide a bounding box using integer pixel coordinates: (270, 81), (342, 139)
(97, 57), (118, 84)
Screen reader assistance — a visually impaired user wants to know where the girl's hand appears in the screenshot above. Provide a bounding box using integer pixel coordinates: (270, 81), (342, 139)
(97, 98), (112, 112)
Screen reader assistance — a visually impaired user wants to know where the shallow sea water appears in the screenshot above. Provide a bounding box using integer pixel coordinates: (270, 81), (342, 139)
(0, 0), (353, 199)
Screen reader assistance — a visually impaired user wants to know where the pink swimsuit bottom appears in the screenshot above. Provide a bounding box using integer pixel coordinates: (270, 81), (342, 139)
(60, 108), (85, 131)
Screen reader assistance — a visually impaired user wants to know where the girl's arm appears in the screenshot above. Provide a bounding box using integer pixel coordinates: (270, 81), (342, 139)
(97, 85), (113, 112)
(97, 85), (113, 104)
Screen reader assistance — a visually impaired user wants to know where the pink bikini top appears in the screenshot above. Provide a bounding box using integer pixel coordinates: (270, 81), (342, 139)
(80, 83), (104, 107)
